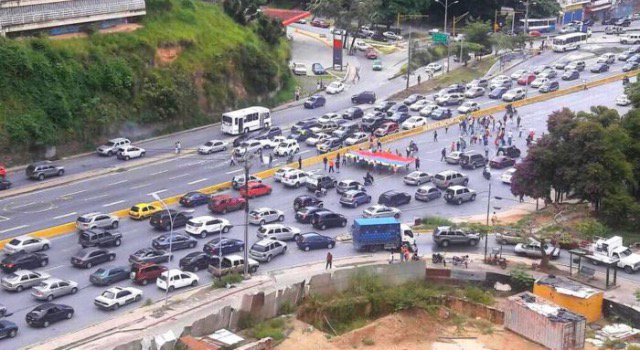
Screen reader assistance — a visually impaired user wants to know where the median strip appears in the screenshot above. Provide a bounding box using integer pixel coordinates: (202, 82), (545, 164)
(2, 68), (636, 250)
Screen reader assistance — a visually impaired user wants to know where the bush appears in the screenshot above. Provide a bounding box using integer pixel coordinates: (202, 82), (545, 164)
(421, 216), (453, 227)
(509, 269), (535, 291)
(212, 273), (243, 288)
(462, 286), (494, 306)
(251, 317), (287, 341)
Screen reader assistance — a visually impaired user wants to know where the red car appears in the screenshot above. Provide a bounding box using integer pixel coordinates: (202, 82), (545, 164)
(366, 48), (378, 60)
(529, 30), (541, 37)
(239, 182), (272, 198)
(130, 263), (167, 285)
(0, 164), (6, 179)
(208, 194), (246, 214)
(517, 73), (536, 85)
(490, 156), (516, 169)
(373, 122), (399, 137)
(311, 19), (330, 28)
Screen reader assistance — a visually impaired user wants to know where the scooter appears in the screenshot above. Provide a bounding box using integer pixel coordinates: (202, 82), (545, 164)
(363, 176), (374, 186)
(483, 166), (491, 180)
(432, 252), (445, 264)
(452, 255), (469, 268)
(314, 188), (327, 198)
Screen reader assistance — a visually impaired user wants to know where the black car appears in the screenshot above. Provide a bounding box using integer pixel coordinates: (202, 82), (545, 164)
(312, 63), (326, 75)
(179, 192), (209, 207)
(296, 232), (335, 251)
(385, 112), (410, 124)
(342, 107), (364, 120)
(0, 180), (11, 191)
(150, 210), (193, 231)
(288, 129), (311, 142)
(79, 230), (122, 248)
(89, 266), (131, 286)
(291, 118), (319, 134)
(616, 18), (631, 27)
(25, 303), (74, 328)
(497, 145), (521, 158)
(71, 248), (115, 268)
(562, 70), (580, 81)
(294, 195), (324, 211)
(304, 95), (326, 109)
(351, 91), (376, 104)
(601, 17), (619, 25)
(361, 112), (387, 132)
(590, 63), (609, 73)
(0, 320), (17, 339)
(378, 190), (411, 207)
(203, 238), (245, 256)
(152, 232), (198, 251)
(374, 100), (396, 112)
(312, 210), (347, 230)
(295, 206), (326, 224)
(447, 83), (466, 93)
(128, 248), (172, 265)
(429, 108), (453, 120)
(489, 87), (509, 99)
(179, 251), (219, 272)
(232, 130), (260, 147)
(1, 252), (48, 273)
(371, 33), (388, 42)
(254, 126), (283, 140)
(386, 104), (408, 116)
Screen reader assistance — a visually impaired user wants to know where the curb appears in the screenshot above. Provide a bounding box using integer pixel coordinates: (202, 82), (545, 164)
(293, 28), (332, 48)
(3, 68), (636, 250)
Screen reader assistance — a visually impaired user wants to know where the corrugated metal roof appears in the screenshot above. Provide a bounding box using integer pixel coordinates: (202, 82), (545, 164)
(536, 275), (600, 298)
(510, 292), (585, 322)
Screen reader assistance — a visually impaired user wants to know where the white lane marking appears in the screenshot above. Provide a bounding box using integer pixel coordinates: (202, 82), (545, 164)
(45, 264), (67, 271)
(10, 201), (37, 209)
(188, 178), (208, 185)
(112, 179), (128, 186)
(130, 183), (152, 190)
(0, 216), (9, 222)
(147, 189), (167, 196)
(60, 190), (87, 197)
(151, 169), (169, 176)
(53, 212), (77, 220)
(298, 150), (312, 155)
(225, 169), (243, 175)
(103, 200), (126, 207)
(169, 173), (190, 180)
(85, 194), (109, 201)
(0, 225), (28, 234)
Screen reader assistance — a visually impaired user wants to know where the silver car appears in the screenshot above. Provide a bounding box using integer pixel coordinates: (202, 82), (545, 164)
(444, 186), (477, 204)
(3, 236), (51, 255)
(249, 239), (287, 262)
(31, 278), (79, 301)
(1, 270), (51, 292)
(445, 151), (462, 164)
(403, 171), (432, 186)
(249, 208), (285, 225)
(257, 224), (301, 241)
(96, 138), (130, 156)
(198, 140), (228, 154)
(362, 204), (401, 218)
(76, 212), (119, 231)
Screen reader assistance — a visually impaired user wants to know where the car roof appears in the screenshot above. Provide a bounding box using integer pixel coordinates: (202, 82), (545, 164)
(163, 269), (185, 276)
(80, 212), (102, 218)
(448, 185), (466, 190)
(11, 269), (35, 276)
(225, 254), (243, 261)
(191, 215), (215, 221)
(254, 239), (280, 245)
(12, 235), (36, 241)
(253, 207), (274, 212)
(133, 203), (151, 207)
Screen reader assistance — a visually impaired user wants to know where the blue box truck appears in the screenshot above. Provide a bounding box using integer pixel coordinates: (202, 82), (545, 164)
(352, 217), (416, 252)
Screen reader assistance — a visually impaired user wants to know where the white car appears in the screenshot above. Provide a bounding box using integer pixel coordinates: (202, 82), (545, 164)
(501, 168), (516, 184)
(490, 75), (511, 89)
(305, 132), (331, 146)
(616, 94), (632, 106)
(156, 270), (199, 291)
(597, 53), (616, 64)
(233, 140), (262, 158)
(274, 167), (295, 182)
(1, 270), (51, 292)
(426, 62), (443, 72)
(198, 140), (228, 154)
(318, 112), (341, 124)
(258, 136), (287, 149)
(530, 77), (549, 88)
(409, 99), (430, 111)
(533, 65), (552, 74)
(464, 86), (485, 98)
(383, 31), (403, 41)
(502, 87), (526, 102)
(117, 146), (145, 160)
(292, 63), (307, 75)
(363, 204), (401, 218)
(249, 207), (285, 225)
(419, 103), (439, 116)
(4, 236), (51, 254)
(257, 224), (301, 241)
(185, 216), (232, 239)
(457, 101), (480, 114)
(281, 169), (310, 188)
(344, 132), (368, 146)
(94, 286), (143, 310)
(510, 69), (528, 80)
(325, 81), (345, 94)
(354, 40), (370, 51)
(402, 116), (428, 130)
(274, 139), (300, 157)
(96, 137), (131, 156)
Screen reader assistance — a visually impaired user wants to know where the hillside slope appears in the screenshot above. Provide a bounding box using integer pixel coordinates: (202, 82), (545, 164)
(0, 0), (291, 163)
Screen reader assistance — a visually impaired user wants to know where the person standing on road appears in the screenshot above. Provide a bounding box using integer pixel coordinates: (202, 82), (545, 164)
(268, 153), (273, 167)
(417, 74), (421, 85)
(323, 156), (328, 170)
(335, 157), (341, 173)
(433, 130), (438, 142)
(298, 156), (302, 169)
(507, 131), (513, 146)
(516, 115), (521, 128)
(415, 157), (420, 170)
(441, 148), (447, 162)
(491, 212), (499, 226)
(450, 141), (455, 152)
(445, 125), (449, 134)
(175, 141), (181, 154)
(326, 252), (333, 269)
(328, 159), (335, 173)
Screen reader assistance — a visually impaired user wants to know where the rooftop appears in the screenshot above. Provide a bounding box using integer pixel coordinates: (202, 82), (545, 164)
(536, 275), (601, 299)
(509, 292), (586, 323)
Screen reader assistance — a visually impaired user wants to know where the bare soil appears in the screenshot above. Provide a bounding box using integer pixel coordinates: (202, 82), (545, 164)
(277, 309), (544, 350)
(49, 23), (142, 40)
(156, 45), (183, 65)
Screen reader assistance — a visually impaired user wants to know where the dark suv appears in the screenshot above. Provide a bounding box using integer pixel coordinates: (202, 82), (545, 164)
(305, 174), (337, 192)
(25, 162), (65, 181)
(459, 151), (487, 169)
(149, 210), (193, 231)
(351, 91), (376, 104)
(378, 190), (411, 207)
(433, 226), (480, 247)
(79, 230), (122, 248)
(497, 145), (521, 158)
(89, 266), (131, 286)
(311, 210), (348, 230)
(294, 195), (324, 211)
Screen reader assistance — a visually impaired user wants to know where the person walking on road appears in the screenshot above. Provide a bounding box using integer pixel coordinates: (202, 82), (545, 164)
(175, 141), (181, 154)
(335, 158), (341, 173)
(268, 153), (273, 167)
(441, 147), (447, 162)
(323, 156), (328, 170)
(433, 130), (438, 142)
(298, 156), (302, 169)
(415, 157), (420, 170)
(491, 212), (499, 226)
(328, 160), (335, 173)
(326, 252), (333, 269)
(417, 74), (421, 85)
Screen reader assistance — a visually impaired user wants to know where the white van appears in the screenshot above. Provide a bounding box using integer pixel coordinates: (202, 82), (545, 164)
(621, 34), (640, 45)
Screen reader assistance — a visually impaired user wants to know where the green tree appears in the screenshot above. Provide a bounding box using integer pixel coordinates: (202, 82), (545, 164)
(463, 21), (491, 49)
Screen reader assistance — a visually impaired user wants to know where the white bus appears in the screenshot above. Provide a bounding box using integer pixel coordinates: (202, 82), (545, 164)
(552, 33), (589, 52)
(221, 106), (272, 135)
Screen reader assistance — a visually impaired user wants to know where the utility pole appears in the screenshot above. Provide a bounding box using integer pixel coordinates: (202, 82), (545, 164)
(435, 0), (459, 73)
(243, 163), (250, 278)
(524, 0), (531, 34)
(406, 27), (412, 90)
(484, 182), (492, 261)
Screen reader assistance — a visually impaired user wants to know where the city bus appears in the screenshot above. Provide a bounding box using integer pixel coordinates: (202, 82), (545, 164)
(552, 32), (589, 52)
(221, 106), (272, 135)
(520, 17), (557, 33)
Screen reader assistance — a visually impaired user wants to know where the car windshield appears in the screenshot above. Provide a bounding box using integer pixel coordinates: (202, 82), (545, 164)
(94, 268), (107, 276)
(204, 142), (213, 147)
(104, 141), (115, 147)
(131, 206), (140, 212)
(187, 220), (202, 227)
(8, 239), (20, 245)
(102, 291), (116, 299)
(277, 142), (289, 148)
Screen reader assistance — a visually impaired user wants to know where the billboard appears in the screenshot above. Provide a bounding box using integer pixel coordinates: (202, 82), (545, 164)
(333, 37), (343, 69)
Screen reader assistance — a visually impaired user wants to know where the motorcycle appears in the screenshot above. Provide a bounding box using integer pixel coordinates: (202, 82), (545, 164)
(432, 252), (445, 264)
(483, 166), (491, 180)
(314, 188), (327, 198)
(363, 175), (374, 186)
(452, 255), (470, 268)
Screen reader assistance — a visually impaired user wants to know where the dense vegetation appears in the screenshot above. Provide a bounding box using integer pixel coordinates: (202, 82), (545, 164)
(0, 0), (290, 163)
(510, 103), (640, 229)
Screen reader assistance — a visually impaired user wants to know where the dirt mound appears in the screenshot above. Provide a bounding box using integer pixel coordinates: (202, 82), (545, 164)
(156, 45), (183, 65)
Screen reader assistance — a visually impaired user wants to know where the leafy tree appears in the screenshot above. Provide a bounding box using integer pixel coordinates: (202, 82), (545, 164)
(222, 0), (263, 25)
(526, 0), (561, 19)
(463, 21), (491, 49)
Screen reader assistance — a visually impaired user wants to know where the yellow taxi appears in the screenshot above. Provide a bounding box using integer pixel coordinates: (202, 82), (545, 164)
(129, 203), (159, 220)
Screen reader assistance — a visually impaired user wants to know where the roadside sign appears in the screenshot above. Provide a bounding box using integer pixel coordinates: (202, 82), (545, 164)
(433, 32), (449, 45)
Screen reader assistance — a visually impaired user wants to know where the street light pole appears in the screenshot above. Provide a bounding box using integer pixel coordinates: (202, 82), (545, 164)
(406, 26), (412, 90)
(484, 181), (492, 262)
(243, 163), (250, 278)
(152, 193), (173, 306)
(435, 0), (458, 73)
(524, 0), (531, 34)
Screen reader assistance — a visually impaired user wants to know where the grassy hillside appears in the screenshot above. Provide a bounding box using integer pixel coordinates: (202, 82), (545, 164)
(0, 0), (291, 163)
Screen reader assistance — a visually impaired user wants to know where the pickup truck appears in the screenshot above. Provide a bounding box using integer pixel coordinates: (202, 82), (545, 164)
(208, 255), (259, 277)
(79, 230), (123, 248)
(586, 236), (640, 274)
